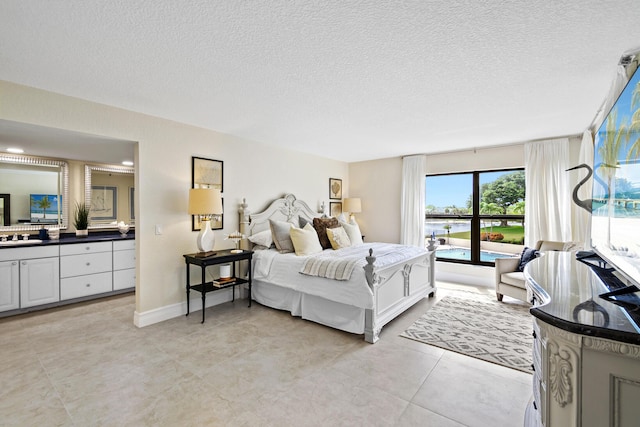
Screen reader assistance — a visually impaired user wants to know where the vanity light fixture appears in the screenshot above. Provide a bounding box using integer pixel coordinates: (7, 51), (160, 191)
(188, 188), (223, 256)
(6, 147), (24, 154)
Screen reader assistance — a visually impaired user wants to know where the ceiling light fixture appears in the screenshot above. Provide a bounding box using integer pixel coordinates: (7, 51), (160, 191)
(6, 147), (24, 154)
(122, 160), (134, 166)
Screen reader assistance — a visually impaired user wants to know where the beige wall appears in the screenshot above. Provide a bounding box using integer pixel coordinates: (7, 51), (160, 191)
(0, 80), (348, 318)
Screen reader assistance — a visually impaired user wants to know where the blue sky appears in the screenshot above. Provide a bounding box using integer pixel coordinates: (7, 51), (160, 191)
(425, 171), (513, 208)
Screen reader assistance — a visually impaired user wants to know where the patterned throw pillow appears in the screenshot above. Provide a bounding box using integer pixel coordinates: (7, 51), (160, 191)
(517, 247), (539, 272)
(312, 217), (340, 250)
(326, 226), (352, 250)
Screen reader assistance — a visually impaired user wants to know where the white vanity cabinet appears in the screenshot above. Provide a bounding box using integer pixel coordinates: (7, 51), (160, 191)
(113, 240), (135, 291)
(0, 260), (19, 311)
(0, 246), (60, 309)
(60, 241), (113, 300)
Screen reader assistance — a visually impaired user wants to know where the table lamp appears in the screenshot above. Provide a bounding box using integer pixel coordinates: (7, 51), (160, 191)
(188, 188), (223, 256)
(343, 197), (362, 222)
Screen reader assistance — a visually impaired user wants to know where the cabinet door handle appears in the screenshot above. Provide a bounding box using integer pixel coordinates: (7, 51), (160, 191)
(12, 261), (17, 266)
(85, 247), (91, 251)
(21, 261), (26, 265)
(532, 331), (537, 339)
(86, 283), (91, 287)
(86, 262), (91, 266)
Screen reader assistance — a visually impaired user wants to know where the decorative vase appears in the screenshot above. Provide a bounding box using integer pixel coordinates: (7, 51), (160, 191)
(75, 229), (88, 237)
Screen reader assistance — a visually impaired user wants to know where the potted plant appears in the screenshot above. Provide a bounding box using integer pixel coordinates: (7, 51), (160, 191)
(74, 202), (90, 237)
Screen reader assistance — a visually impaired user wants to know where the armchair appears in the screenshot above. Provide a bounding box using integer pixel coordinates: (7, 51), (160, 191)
(495, 240), (571, 303)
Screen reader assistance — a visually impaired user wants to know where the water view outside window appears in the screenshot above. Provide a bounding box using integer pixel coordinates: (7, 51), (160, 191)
(425, 169), (525, 265)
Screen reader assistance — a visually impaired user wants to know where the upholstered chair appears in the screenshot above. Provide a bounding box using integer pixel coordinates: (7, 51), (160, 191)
(494, 240), (571, 303)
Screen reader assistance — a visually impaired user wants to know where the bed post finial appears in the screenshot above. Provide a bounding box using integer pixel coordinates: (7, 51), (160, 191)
(364, 248), (377, 290)
(239, 198), (250, 249)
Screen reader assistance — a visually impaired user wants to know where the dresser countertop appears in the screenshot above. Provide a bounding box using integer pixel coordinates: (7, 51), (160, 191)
(525, 251), (640, 345)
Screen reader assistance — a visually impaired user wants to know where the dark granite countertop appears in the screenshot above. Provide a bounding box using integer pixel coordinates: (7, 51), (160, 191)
(525, 251), (640, 345)
(0, 231), (134, 248)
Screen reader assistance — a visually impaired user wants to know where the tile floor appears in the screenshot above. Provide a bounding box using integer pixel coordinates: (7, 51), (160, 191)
(0, 283), (532, 426)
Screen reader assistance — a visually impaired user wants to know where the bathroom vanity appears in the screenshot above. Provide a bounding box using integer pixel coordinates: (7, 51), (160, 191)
(0, 232), (135, 316)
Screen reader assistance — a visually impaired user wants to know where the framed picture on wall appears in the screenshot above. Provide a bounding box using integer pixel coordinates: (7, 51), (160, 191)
(191, 156), (223, 231)
(330, 202), (342, 217)
(329, 178), (342, 200)
(91, 186), (118, 221)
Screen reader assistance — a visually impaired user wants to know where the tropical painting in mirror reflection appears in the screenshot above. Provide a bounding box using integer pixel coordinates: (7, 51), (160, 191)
(30, 194), (61, 224)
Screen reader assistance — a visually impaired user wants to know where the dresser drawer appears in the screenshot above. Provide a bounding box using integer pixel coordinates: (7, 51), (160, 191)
(113, 240), (135, 251)
(60, 252), (112, 278)
(113, 268), (135, 291)
(60, 241), (112, 256)
(61, 271), (112, 300)
(113, 249), (135, 270)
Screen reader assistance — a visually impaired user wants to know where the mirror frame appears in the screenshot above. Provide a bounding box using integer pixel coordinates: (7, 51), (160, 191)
(0, 154), (69, 232)
(84, 164), (135, 229)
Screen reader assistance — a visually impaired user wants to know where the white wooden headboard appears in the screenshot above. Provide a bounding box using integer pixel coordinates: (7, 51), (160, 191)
(239, 194), (321, 238)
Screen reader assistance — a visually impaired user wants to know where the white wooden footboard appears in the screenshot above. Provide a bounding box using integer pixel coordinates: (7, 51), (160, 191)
(363, 248), (436, 343)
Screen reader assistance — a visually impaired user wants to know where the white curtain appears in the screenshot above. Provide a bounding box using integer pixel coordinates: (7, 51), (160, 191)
(573, 131), (594, 248)
(524, 138), (571, 246)
(401, 155), (426, 247)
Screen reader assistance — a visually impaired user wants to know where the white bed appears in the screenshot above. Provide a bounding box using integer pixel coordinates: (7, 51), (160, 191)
(239, 194), (436, 343)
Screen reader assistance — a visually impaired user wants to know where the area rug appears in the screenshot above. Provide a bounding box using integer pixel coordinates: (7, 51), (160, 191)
(400, 292), (533, 373)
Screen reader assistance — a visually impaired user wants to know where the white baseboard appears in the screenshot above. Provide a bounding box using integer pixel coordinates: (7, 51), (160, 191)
(134, 287), (246, 328)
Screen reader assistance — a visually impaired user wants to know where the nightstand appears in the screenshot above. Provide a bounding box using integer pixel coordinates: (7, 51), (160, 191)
(183, 249), (253, 323)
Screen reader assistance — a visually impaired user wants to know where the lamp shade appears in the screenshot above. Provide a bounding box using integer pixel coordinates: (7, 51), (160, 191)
(343, 197), (361, 214)
(188, 188), (223, 216)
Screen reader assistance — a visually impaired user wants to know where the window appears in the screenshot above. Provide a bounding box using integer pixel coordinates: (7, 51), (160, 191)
(425, 169), (525, 265)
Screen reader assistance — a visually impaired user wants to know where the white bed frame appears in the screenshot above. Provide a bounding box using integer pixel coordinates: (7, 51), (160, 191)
(239, 194), (436, 343)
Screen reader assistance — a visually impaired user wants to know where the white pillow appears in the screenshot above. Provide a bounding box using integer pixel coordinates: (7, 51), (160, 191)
(269, 219), (294, 253)
(290, 223), (323, 256)
(340, 220), (363, 246)
(326, 226), (352, 250)
(248, 229), (273, 248)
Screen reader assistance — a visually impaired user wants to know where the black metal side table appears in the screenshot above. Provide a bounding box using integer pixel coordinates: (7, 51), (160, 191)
(183, 249), (253, 323)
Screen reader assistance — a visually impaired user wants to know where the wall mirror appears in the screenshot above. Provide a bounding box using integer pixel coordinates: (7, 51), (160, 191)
(0, 154), (69, 232)
(85, 164), (135, 229)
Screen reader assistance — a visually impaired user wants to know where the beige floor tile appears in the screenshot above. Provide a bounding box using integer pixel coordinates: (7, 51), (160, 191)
(0, 284), (536, 426)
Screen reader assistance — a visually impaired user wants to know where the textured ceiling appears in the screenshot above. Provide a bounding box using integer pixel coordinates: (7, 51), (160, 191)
(1, 1), (640, 162)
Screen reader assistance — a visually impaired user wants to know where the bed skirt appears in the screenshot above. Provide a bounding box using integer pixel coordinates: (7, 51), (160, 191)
(251, 279), (365, 335)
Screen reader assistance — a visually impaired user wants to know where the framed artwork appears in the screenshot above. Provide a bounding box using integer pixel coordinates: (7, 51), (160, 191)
(191, 156), (223, 231)
(91, 186), (117, 221)
(329, 178), (342, 200)
(330, 202), (342, 217)
(129, 187), (135, 221)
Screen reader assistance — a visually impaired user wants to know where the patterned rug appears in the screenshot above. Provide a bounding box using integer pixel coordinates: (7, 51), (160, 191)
(400, 292), (533, 373)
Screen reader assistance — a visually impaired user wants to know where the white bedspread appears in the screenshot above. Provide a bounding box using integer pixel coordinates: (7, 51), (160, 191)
(252, 243), (428, 309)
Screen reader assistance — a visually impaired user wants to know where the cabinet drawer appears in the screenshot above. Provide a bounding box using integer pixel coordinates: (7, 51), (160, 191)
(114, 268), (135, 291)
(0, 245), (58, 262)
(113, 240), (135, 251)
(60, 241), (111, 256)
(113, 249), (135, 270)
(60, 252), (112, 278)
(61, 272), (112, 300)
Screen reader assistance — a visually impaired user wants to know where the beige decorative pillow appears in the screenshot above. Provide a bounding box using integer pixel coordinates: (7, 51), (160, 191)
(269, 219), (294, 253)
(290, 223), (323, 256)
(340, 220), (363, 246)
(326, 226), (352, 250)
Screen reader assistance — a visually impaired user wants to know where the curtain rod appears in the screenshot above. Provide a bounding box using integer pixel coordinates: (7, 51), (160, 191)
(401, 133), (582, 159)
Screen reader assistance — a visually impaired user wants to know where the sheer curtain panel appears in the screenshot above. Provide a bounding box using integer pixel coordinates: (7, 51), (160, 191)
(524, 139), (572, 246)
(401, 155), (426, 247)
